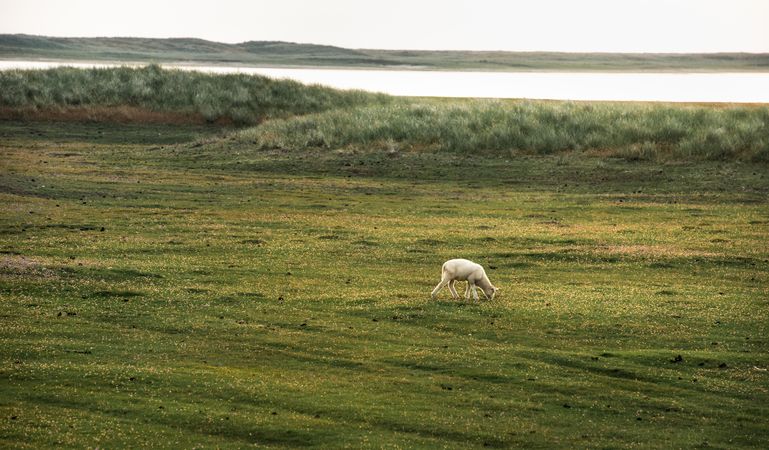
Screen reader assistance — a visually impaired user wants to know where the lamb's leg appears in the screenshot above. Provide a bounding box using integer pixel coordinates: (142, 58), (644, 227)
(431, 278), (449, 299)
(470, 282), (480, 302)
(464, 282), (470, 300)
(448, 280), (459, 299)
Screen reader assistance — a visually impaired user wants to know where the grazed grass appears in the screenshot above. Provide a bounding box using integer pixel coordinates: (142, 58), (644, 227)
(1, 120), (768, 448)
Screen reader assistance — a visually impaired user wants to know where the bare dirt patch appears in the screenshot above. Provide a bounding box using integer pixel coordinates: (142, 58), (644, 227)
(0, 106), (224, 125)
(0, 254), (55, 278)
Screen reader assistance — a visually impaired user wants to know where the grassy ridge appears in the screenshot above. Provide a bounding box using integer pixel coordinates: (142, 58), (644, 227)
(0, 65), (389, 124)
(1, 121), (768, 448)
(238, 100), (769, 162)
(3, 66), (767, 161)
(3, 34), (769, 72)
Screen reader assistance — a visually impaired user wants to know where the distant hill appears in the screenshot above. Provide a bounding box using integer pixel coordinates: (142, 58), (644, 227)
(2, 34), (769, 72)
(0, 34), (405, 68)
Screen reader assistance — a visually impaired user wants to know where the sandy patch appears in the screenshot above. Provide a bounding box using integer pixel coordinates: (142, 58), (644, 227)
(0, 254), (55, 278)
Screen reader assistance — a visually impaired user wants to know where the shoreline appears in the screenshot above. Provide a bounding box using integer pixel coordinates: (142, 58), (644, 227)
(3, 57), (769, 74)
(1, 59), (768, 105)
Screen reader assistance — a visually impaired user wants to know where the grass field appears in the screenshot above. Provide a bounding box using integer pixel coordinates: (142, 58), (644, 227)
(3, 34), (769, 72)
(1, 116), (768, 448)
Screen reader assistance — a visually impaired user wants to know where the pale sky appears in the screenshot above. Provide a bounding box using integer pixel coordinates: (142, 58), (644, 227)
(1, 0), (767, 53)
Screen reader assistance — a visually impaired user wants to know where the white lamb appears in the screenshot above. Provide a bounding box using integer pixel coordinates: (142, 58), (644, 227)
(431, 258), (499, 302)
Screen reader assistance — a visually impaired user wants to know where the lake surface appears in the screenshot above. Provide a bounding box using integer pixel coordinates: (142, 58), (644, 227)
(2, 60), (769, 103)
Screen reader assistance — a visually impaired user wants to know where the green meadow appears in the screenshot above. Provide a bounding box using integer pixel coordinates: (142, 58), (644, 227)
(1, 67), (769, 448)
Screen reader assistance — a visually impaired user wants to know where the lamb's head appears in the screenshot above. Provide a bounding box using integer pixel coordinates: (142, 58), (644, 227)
(483, 285), (499, 301)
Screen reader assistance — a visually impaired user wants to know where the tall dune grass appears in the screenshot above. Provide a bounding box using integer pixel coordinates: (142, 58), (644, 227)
(238, 100), (769, 161)
(0, 64), (390, 124)
(2, 66), (767, 161)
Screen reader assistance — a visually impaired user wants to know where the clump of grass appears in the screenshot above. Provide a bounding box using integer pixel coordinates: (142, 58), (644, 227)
(0, 64), (390, 124)
(238, 100), (769, 161)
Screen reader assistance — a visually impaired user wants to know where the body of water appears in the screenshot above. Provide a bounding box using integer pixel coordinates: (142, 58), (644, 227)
(2, 60), (768, 103)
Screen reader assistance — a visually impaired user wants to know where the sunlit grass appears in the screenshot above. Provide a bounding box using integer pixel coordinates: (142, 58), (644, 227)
(238, 99), (769, 161)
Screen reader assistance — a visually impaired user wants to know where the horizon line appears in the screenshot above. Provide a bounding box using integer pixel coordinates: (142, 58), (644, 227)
(5, 33), (769, 56)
